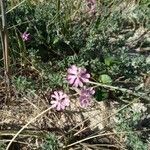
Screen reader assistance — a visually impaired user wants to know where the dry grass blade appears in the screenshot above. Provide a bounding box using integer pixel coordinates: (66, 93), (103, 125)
(81, 143), (120, 149)
(0, 130), (46, 138)
(6, 106), (53, 150)
(0, 0), (10, 101)
(0, 0), (26, 17)
(64, 129), (150, 148)
(0, 139), (29, 145)
(23, 96), (54, 126)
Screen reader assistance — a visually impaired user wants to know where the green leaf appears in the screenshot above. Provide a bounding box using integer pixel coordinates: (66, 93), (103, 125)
(104, 57), (113, 66)
(53, 37), (60, 45)
(99, 74), (112, 84)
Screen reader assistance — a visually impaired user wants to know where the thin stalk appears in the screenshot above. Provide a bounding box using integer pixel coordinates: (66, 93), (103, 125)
(0, 0), (26, 17)
(6, 106), (53, 150)
(0, 0), (10, 101)
(64, 129), (150, 148)
(88, 81), (150, 101)
(57, 0), (60, 17)
(0, 130), (47, 138)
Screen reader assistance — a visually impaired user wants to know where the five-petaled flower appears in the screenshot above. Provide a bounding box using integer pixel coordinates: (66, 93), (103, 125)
(22, 32), (30, 41)
(79, 87), (95, 108)
(67, 65), (90, 87)
(51, 91), (70, 111)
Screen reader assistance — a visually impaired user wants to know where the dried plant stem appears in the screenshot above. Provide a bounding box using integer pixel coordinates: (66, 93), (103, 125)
(5, 0), (26, 14)
(0, 0), (10, 101)
(6, 106), (53, 150)
(0, 0), (26, 17)
(64, 129), (150, 148)
(80, 143), (120, 149)
(0, 139), (29, 145)
(0, 130), (47, 138)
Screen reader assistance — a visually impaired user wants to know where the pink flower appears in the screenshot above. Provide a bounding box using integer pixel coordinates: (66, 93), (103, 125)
(51, 91), (70, 111)
(79, 87), (95, 108)
(67, 65), (90, 87)
(22, 32), (30, 41)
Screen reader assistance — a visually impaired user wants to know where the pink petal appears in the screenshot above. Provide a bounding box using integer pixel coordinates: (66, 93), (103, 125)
(58, 91), (63, 99)
(78, 80), (84, 87)
(51, 94), (57, 99)
(85, 73), (90, 78)
(53, 91), (59, 99)
(56, 103), (61, 111)
(67, 75), (76, 84)
(63, 98), (70, 106)
(67, 68), (77, 74)
(60, 93), (68, 100)
(60, 105), (65, 110)
(73, 78), (80, 87)
(67, 74), (76, 79)
(81, 77), (89, 83)
(67, 65), (78, 74)
(91, 89), (95, 95)
(80, 99), (91, 108)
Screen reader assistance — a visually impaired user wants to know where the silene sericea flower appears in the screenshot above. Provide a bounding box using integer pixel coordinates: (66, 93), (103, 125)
(67, 65), (90, 87)
(22, 32), (30, 41)
(79, 87), (95, 108)
(51, 91), (70, 111)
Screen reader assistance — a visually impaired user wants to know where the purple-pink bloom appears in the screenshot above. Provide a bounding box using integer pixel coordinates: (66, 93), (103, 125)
(51, 91), (70, 111)
(67, 65), (90, 87)
(22, 32), (30, 41)
(79, 87), (95, 108)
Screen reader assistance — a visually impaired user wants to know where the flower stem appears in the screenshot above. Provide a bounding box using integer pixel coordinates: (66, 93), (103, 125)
(88, 81), (149, 101)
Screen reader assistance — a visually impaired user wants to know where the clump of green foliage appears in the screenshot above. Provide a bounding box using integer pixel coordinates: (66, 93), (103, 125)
(7, 0), (150, 74)
(116, 106), (149, 150)
(42, 134), (59, 150)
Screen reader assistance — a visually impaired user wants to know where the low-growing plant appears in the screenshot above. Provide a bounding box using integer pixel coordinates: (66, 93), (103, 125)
(116, 106), (149, 150)
(42, 134), (59, 150)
